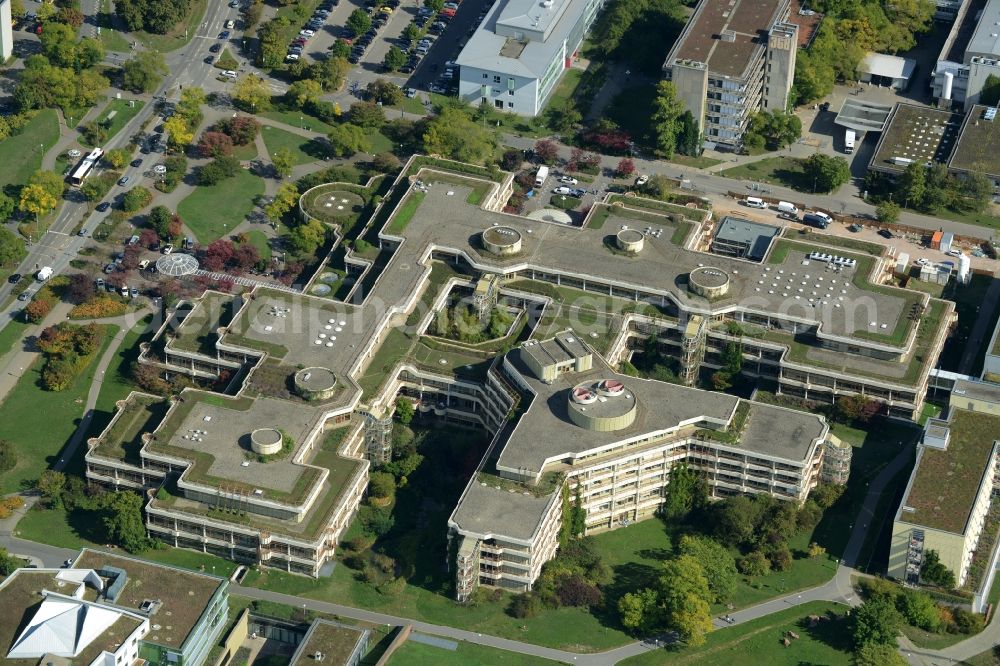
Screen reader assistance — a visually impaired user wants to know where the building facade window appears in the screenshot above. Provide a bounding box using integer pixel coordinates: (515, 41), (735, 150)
(494, 75), (501, 83)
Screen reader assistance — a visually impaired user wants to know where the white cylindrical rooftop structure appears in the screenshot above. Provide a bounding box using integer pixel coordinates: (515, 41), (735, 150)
(616, 229), (645, 254)
(942, 70), (954, 101)
(482, 226), (523, 255)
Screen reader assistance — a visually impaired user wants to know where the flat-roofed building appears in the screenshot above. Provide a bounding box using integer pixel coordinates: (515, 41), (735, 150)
(662, 0), (798, 149)
(888, 408), (1000, 593)
(0, 550), (229, 666)
(455, 0), (605, 116)
(948, 104), (1000, 192)
(448, 335), (843, 599)
(0, 0), (12, 62)
(932, 0), (1000, 109)
(869, 103), (965, 176)
(289, 619), (370, 666)
(710, 216), (781, 261)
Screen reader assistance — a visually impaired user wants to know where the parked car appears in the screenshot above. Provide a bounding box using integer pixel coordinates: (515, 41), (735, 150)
(916, 257), (931, 266)
(286, 53), (300, 60)
(635, 174), (649, 186)
(571, 188), (586, 197)
(204, 55), (215, 64)
(120, 284), (130, 297)
(946, 248), (963, 257)
(103, 263), (115, 274)
(848, 223), (863, 232)
(878, 229), (894, 239)
(95, 278), (104, 289)
(130, 158), (143, 168)
(17, 292), (28, 301)
(299, 29), (315, 37)
(210, 43), (222, 53)
(162, 244), (174, 255)
(138, 259), (150, 270)
(96, 201), (110, 212)
(130, 287), (140, 298)
(222, 70), (238, 79)
(7, 273), (21, 284)
(219, 30), (231, 39)
(118, 176), (130, 186)
(558, 176), (578, 185)
(553, 186), (573, 195)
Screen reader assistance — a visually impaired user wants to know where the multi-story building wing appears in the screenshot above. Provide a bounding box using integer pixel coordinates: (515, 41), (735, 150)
(932, 0), (1000, 109)
(456, 0), (605, 116)
(663, 0), (798, 148)
(449, 334), (847, 599)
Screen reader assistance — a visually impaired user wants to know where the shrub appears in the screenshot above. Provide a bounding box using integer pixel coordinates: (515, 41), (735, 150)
(738, 550), (771, 576)
(555, 574), (602, 607)
(68, 297), (130, 319)
(23, 298), (52, 323)
(767, 543), (793, 572)
(508, 592), (541, 617)
(952, 608), (985, 634)
(0, 496), (24, 519)
(121, 186), (153, 213)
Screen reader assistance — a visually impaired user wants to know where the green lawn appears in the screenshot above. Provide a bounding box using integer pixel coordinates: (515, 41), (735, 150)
(967, 646), (1000, 665)
(233, 141), (259, 161)
(0, 325), (119, 494)
(245, 230), (273, 262)
(0, 109), (60, 189)
(261, 110), (337, 134)
(367, 129), (393, 155)
(387, 639), (561, 665)
(134, 0), (209, 52)
(619, 601), (851, 665)
(96, 0), (131, 52)
(177, 168), (265, 243)
(260, 126), (325, 166)
(0, 320), (30, 359)
(720, 157), (813, 192)
(15, 502), (237, 578)
(388, 96), (427, 115)
(901, 623), (971, 649)
(82, 98), (145, 145)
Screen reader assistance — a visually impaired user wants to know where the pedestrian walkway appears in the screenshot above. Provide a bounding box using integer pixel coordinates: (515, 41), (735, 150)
(194, 269), (300, 293)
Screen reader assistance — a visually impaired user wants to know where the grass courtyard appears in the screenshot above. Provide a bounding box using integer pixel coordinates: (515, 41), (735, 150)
(260, 126), (327, 167)
(619, 601), (851, 665)
(81, 98), (145, 146)
(177, 168), (265, 243)
(720, 157), (813, 192)
(0, 109), (60, 190)
(387, 638), (561, 665)
(0, 325), (118, 494)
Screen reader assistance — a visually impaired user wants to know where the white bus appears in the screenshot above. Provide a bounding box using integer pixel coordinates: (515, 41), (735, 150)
(69, 147), (104, 186)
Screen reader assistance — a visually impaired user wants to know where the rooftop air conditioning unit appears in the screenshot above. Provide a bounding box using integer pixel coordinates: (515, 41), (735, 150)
(313, 651), (325, 661)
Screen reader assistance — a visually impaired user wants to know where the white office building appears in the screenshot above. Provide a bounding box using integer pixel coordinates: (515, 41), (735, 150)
(0, 0), (13, 62)
(931, 0), (1000, 109)
(455, 0), (605, 116)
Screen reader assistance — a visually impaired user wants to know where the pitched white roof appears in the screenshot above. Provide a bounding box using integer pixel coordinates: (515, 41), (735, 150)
(8, 596), (124, 658)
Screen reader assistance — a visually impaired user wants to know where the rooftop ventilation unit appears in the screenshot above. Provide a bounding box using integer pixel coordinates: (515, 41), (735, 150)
(985, 107), (998, 121)
(720, 31), (736, 42)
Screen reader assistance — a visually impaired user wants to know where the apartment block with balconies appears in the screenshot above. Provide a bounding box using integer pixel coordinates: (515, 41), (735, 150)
(663, 0), (797, 149)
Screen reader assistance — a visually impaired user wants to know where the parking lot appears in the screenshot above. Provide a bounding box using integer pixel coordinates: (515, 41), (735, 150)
(404, 0), (493, 93)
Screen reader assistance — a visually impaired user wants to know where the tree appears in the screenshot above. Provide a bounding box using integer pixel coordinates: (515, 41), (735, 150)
(349, 101), (385, 130)
(66, 273), (96, 304)
(327, 123), (370, 158)
(677, 535), (737, 604)
(197, 131), (234, 159)
(738, 550), (771, 576)
(308, 56), (349, 92)
(899, 589), (940, 631)
(163, 116), (194, 149)
(854, 642), (907, 666)
(368, 471), (396, 500)
(959, 169), (993, 213)
(116, 0), (190, 34)
(424, 0), (445, 10)
(104, 148), (131, 169)
(804, 153), (851, 193)
(615, 158), (636, 178)
(123, 50), (168, 93)
(659, 555), (714, 647)
(533, 139), (559, 165)
(383, 46), (406, 72)
(35, 470), (66, 507)
(746, 111), (802, 150)
(0, 228), (26, 268)
(29, 170), (65, 201)
(677, 110), (701, 156)
(395, 397), (414, 425)
(271, 148), (294, 179)
(100, 491), (151, 553)
(288, 218), (326, 256)
(618, 587), (659, 632)
(148, 205), (173, 239)
(232, 74), (271, 113)
(0, 192), (15, 223)
(508, 592), (541, 618)
(121, 186), (153, 212)
(232, 242), (260, 271)
(899, 162), (927, 209)
(57, 7), (85, 28)
(330, 39), (352, 60)
(875, 200), (900, 224)
(834, 395), (882, 424)
(650, 81), (684, 158)
(367, 79), (404, 106)
(286, 78), (324, 110)
(423, 108), (496, 165)
(808, 542), (827, 559)
(265, 183), (299, 222)
(217, 115), (260, 146)
(921, 550), (956, 589)
(661, 463), (706, 521)
(24, 299), (52, 323)
(347, 8), (372, 36)
(19, 184), (58, 222)
(853, 596), (901, 649)
(372, 152), (400, 173)
(981, 74), (1000, 106)
(197, 156), (240, 186)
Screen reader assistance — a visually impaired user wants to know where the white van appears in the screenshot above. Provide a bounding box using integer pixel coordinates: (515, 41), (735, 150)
(776, 201), (799, 216)
(534, 165), (550, 188)
(844, 129), (856, 154)
(743, 196), (767, 209)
